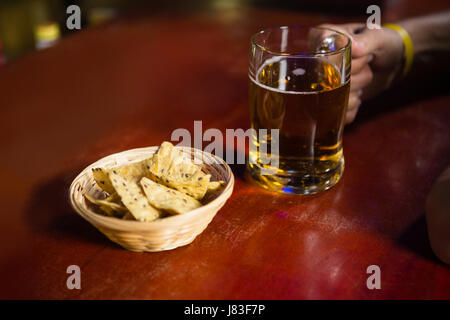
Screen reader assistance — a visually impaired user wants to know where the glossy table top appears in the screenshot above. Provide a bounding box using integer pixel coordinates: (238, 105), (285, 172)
(0, 0), (449, 299)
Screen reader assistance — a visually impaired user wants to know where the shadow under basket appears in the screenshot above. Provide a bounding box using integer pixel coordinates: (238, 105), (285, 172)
(69, 146), (234, 252)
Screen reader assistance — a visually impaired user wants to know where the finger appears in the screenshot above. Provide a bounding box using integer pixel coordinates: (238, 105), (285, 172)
(350, 65), (373, 92)
(346, 105), (359, 124)
(347, 93), (361, 112)
(346, 94), (361, 124)
(351, 54), (373, 75)
(318, 23), (367, 57)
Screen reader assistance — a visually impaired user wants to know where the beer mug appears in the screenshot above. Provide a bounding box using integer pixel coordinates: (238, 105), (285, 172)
(247, 26), (351, 194)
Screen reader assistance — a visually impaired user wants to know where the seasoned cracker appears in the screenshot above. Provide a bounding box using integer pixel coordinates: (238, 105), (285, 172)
(146, 141), (176, 178)
(140, 177), (201, 215)
(112, 159), (149, 182)
(108, 172), (161, 222)
(207, 181), (225, 193)
(92, 167), (115, 194)
(167, 170), (211, 200)
(145, 141), (211, 199)
(92, 158), (149, 194)
(84, 193), (127, 217)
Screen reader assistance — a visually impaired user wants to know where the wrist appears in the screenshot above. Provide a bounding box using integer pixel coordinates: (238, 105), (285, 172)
(397, 19), (422, 55)
(382, 23), (414, 77)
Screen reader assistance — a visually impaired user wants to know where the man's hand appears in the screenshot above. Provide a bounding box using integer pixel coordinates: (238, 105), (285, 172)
(319, 23), (404, 124)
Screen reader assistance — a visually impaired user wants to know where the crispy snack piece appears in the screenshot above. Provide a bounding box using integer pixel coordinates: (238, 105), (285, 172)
(145, 141), (211, 199)
(167, 170), (211, 200)
(84, 193), (127, 217)
(207, 181), (225, 193)
(108, 172), (161, 222)
(140, 177), (201, 215)
(147, 141), (175, 178)
(201, 181), (226, 204)
(93, 159), (150, 193)
(112, 159), (149, 182)
(92, 167), (116, 194)
(104, 192), (121, 203)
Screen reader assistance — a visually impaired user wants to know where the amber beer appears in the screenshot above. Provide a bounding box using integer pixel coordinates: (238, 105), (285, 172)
(247, 26), (351, 194)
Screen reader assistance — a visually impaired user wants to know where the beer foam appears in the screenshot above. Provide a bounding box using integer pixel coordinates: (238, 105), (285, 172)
(249, 73), (315, 95)
(251, 56), (315, 95)
(250, 56), (343, 95)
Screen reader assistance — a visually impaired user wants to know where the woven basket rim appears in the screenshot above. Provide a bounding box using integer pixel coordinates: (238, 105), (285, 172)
(69, 145), (234, 231)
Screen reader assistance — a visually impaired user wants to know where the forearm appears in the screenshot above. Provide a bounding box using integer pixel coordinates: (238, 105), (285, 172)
(398, 11), (450, 70)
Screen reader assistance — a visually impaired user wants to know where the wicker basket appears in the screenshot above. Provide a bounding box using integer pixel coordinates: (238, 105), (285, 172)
(69, 146), (234, 252)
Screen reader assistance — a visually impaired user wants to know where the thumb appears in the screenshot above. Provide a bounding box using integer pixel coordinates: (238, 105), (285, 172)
(318, 23), (366, 57)
(319, 23), (386, 58)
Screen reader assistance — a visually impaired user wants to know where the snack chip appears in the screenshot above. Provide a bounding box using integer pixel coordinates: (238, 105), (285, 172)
(146, 141), (175, 178)
(112, 159), (148, 182)
(140, 177), (201, 215)
(146, 142), (211, 199)
(93, 159), (149, 193)
(108, 171), (161, 222)
(207, 181), (225, 192)
(84, 193), (127, 217)
(104, 192), (121, 203)
(92, 167), (116, 194)
(166, 170), (211, 200)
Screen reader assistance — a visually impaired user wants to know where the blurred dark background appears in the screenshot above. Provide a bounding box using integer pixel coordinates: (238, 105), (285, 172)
(0, 0), (381, 63)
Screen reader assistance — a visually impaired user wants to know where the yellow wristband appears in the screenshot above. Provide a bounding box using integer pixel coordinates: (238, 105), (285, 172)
(383, 23), (414, 76)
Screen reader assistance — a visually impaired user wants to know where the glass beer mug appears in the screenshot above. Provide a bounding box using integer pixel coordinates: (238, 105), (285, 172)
(247, 26), (351, 194)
